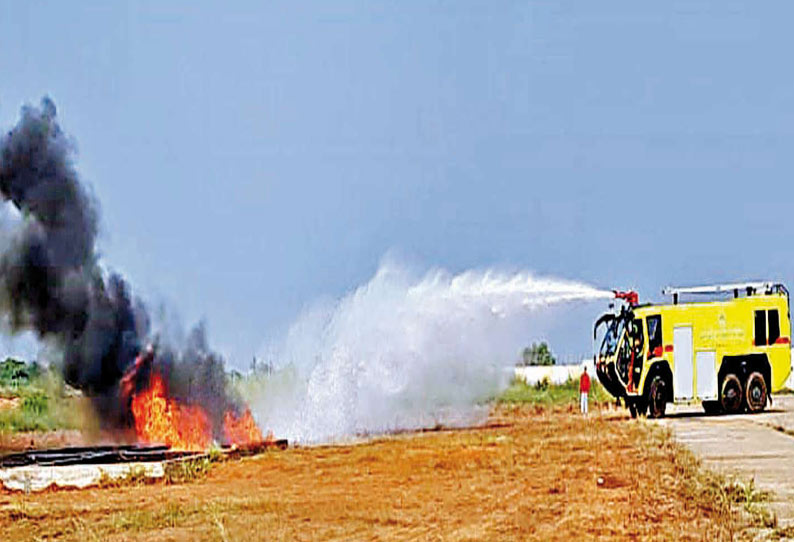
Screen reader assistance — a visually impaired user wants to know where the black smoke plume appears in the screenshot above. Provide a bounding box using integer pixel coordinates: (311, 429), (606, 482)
(0, 97), (238, 435)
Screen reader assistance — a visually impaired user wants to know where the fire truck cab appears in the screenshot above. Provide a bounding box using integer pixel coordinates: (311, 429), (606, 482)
(594, 282), (792, 418)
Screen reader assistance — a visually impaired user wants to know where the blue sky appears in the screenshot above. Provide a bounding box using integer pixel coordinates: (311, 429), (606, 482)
(1, 1), (793, 365)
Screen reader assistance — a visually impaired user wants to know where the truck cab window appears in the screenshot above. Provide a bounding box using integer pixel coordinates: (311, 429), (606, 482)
(768, 309), (780, 344)
(647, 315), (662, 355)
(600, 319), (624, 357)
(631, 319), (644, 355)
(754, 310), (767, 346)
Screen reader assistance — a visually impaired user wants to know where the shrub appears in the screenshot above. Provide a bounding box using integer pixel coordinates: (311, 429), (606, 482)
(165, 456), (213, 484)
(534, 376), (550, 391)
(22, 391), (49, 416)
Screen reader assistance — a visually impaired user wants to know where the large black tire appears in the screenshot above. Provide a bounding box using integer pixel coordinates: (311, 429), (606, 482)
(745, 371), (768, 413)
(647, 376), (667, 418)
(702, 400), (722, 415)
(628, 402), (638, 419)
(721, 373), (743, 414)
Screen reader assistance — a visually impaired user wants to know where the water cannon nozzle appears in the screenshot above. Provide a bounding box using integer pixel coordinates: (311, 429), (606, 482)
(613, 290), (639, 306)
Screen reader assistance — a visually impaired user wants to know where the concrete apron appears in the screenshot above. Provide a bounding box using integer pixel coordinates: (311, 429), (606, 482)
(0, 461), (165, 492)
(655, 395), (794, 526)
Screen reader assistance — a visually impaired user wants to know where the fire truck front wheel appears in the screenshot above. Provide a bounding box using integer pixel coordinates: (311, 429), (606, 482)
(647, 376), (667, 418)
(745, 372), (767, 413)
(720, 374), (743, 414)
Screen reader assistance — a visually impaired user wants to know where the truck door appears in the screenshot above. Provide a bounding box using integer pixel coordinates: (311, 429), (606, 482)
(630, 319), (644, 390)
(695, 350), (717, 400)
(673, 326), (694, 400)
(616, 318), (644, 391)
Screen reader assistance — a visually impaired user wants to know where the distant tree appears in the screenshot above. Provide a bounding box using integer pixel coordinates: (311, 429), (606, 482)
(519, 342), (556, 366)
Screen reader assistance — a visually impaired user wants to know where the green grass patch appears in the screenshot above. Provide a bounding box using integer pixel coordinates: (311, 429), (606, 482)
(0, 400), (81, 432)
(111, 502), (191, 532)
(497, 376), (612, 405)
(0, 366), (84, 433)
(165, 455), (214, 484)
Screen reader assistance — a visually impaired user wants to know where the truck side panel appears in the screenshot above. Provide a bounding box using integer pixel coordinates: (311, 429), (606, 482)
(635, 293), (791, 400)
(695, 351), (717, 399)
(673, 326), (693, 400)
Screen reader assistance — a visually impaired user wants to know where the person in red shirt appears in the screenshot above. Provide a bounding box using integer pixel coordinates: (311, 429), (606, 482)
(579, 366), (591, 415)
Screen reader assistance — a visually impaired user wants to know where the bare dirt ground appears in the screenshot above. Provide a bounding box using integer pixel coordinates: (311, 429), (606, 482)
(0, 430), (87, 451)
(0, 405), (741, 542)
(0, 397), (21, 411)
(658, 395), (794, 528)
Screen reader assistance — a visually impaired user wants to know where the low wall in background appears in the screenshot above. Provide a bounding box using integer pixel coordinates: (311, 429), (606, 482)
(516, 353), (794, 390)
(514, 360), (593, 385)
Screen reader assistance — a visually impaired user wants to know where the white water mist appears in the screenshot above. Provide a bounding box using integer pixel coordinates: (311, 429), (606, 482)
(246, 259), (611, 443)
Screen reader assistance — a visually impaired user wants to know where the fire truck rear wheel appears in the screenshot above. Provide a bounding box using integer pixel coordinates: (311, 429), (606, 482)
(647, 376), (667, 418)
(720, 373), (743, 414)
(628, 402), (637, 419)
(745, 372), (767, 414)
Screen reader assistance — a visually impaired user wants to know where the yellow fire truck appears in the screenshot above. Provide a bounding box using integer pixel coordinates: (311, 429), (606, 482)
(594, 282), (791, 417)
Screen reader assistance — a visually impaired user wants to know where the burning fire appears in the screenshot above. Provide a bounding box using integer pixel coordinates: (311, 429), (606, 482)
(131, 370), (268, 450)
(223, 408), (267, 445)
(131, 372), (212, 451)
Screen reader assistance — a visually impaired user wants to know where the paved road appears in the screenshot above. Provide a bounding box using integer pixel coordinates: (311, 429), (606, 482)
(655, 395), (794, 526)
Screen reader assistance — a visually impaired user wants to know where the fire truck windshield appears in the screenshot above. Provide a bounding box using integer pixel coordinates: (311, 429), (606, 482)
(599, 319), (625, 357)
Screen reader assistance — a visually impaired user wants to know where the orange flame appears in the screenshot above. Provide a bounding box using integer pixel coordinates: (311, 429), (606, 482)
(131, 372), (212, 451)
(223, 408), (266, 446)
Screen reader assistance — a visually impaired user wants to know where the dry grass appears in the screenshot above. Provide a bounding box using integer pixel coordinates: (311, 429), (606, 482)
(0, 404), (760, 541)
(650, 423), (776, 536)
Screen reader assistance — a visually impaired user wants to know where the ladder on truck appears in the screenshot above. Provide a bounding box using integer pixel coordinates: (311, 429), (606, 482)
(662, 282), (788, 304)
